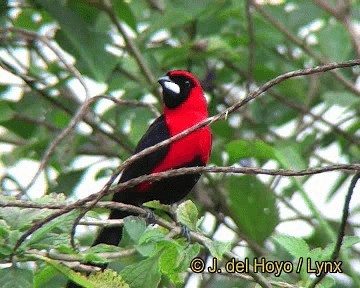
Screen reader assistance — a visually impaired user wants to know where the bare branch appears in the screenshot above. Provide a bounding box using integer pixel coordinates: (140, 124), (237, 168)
(95, 94), (160, 117)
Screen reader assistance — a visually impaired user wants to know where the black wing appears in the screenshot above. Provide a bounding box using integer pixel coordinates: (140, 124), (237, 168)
(120, 115), (170, 183)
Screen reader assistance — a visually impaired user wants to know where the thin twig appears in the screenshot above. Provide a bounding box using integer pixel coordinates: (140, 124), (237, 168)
(27, 247), (136, 262)
(96, 94), (160, 117)
(308, 172), (360, 288)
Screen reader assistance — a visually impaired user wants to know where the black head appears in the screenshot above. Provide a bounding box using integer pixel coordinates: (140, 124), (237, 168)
(158, 70), (199, 109)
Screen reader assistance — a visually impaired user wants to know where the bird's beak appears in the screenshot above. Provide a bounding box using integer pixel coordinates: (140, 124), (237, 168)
(158, 75), (171, 85)
(158, 75), (180, 94)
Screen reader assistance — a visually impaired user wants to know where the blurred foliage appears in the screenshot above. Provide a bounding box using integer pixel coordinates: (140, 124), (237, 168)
(0, 0), (360, 287)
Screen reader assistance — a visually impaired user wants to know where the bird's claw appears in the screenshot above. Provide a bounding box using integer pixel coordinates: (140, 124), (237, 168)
(181, 225), (191, 242)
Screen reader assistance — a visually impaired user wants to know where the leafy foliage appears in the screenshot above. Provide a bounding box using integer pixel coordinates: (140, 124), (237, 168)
(0, 0), (360, 288)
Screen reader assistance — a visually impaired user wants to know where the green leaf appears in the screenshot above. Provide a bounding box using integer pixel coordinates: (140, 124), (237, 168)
(159, 243), (182, 282)
(274, 141), (307, 170)
(318, 23), (352, 61)
(1, 118), (37, 139)
(142, 200), (171, 213)
(83, 253), (108, 266)
(175, 200), (199, 231)
(13, 9), (44, 31)
(204, 240), (231, 260)
(33, 0), (118, 82)
(273, 235), (309, 258)
(104, 106), (154, 146)
(322, 91), (360, 108)
(31, 254), (97, 288)
(88, 269), (129, 288)
(0, 100), (15, 122)
(178, 243), (201, 271)
(211, 121), (235, 140)
(113, 1), (137, 31)
(342, 235), (360, 248)
(0, 220), (10, 238)
(121, 255), (161, 288)
(226, 139), (275, 164)
(26, 211), (77, 249)
(312, 236), (360, 262)
(138, 228), (166, 245)
(316, 276), (336, 288)
(227, 175), (279, 244)
(53, 169), (86, 195)
(0, 267), (33, 288)
(0, 207), (50, 231)
(124, 217), (146, 243)
(137, 228), (165, 256)
(47, 110), (71, 128)
(0, 243), (13, 256)
(34, 265), (59, 288)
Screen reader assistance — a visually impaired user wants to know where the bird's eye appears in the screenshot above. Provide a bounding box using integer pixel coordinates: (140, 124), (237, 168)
(184, 80), (191, 87)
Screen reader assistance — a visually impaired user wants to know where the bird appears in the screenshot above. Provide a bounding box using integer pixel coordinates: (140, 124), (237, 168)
(94, 70), (212, 246)
(67, 70), (211, 287)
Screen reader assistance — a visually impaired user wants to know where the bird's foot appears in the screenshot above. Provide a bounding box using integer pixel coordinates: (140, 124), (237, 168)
(180, 224), (191, 242)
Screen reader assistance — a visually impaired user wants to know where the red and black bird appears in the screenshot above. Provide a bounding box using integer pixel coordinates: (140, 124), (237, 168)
(68, 70), (211, 287)
(94, 70), (212, 247)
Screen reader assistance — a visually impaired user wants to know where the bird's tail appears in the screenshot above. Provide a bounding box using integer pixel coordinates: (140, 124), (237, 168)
(92, 208), (130, 246)
(66, 195), (131, 288)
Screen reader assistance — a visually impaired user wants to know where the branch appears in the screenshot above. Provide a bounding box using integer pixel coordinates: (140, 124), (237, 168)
(3, 162), (359, 212)
(27, 248), (137, 263)
(308, 172), (360, 288)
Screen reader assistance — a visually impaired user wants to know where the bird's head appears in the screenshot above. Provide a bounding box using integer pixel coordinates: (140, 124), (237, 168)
(158, 70), (203, 109)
